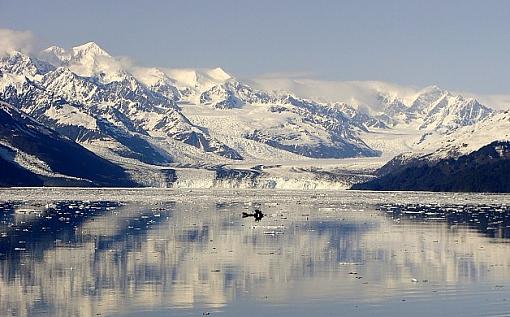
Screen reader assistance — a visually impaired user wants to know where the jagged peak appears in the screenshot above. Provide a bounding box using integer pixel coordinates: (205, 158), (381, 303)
(417, 85), (447, 96)
(463, 97), (486, 108)
(464, 96), (475, 102)
(41, 45), (66, 54)
(409, 85), (450, 110)
(71, 41), (111, 58)
(39, 42), (110, 63)
(0, 50), (54, 76)
(51, 66), (78, 77)
(37, 45), (71, 67)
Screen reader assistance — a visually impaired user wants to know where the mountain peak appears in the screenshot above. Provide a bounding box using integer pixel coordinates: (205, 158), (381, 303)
(162, 67), (232, 89)
(207, 67), (232, 82)
(42, 45), (66, 55)
(38, 45), (70, 66)
(38, 42), (111, 70)
(71, 42), (110, 58)
(419, 85), (445, 95)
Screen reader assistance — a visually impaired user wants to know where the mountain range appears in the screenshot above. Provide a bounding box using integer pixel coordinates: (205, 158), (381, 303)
(0, 41), (508, 190)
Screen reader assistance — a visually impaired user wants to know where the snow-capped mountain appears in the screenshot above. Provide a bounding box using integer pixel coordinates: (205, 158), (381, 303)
(1, 43), (383, 164)
(410, 109), (510, 159)
(1, 45), (244, 164)
(352, 109), (510, 192)
(39, 42), (126, 83)
(409, 86), (492, 132)
(251, 78), (494, 132)
(0, 101), (135, 186)
(0, 41), (503, 188)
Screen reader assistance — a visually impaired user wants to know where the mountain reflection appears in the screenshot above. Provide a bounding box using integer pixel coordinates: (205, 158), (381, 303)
(1, 199), (510, 316)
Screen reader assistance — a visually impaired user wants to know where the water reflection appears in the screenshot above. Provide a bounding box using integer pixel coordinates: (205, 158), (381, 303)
(0, 196), (510, 316)
(379, 203), (510, 239)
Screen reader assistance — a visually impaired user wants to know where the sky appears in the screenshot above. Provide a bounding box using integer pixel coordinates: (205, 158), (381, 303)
(0, 0), (509, 94)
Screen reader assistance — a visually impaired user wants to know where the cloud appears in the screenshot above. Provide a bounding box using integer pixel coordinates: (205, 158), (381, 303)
(0, 28), (36, 57)
(115, 55), (136, 70)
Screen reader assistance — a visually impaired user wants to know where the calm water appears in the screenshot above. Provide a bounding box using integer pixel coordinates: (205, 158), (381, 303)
(1, 189), (510, 316)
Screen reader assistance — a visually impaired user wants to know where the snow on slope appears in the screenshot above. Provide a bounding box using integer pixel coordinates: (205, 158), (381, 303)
(39, 42), (127, 83)
(417, 110), (510, 159)
(0, 40), (505, 189)
(131, 66), (233, 103)
(357, 127), (421, 158)
(4, 48), (243, 163)
(249, 77), (496, 158)
(42, 43), (378, 161)
(0, 101), (135, 186)
(34, 42), (495, 161)
(249, 77), (419, 109)
(250, 76), (510, 111)
(45, 104), (98, 130)
(180, 104), (306, 162)
(368, 109), (510, 179)
(0, 141), (85, 181)
(251, 77), (493, 130)
(164, 67), (231, 89)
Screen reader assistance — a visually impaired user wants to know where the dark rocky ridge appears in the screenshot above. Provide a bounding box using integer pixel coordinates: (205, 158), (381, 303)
(352, 141), (510, 193)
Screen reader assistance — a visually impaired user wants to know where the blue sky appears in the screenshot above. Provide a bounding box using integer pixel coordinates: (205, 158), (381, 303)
(1, 0), (509, 94)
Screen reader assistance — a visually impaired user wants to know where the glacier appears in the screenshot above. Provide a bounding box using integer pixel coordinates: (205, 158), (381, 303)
(0, 41), (507, 189)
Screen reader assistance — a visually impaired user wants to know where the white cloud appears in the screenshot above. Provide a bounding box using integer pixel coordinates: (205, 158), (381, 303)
(249, 76), (419, 111)
(116, 55), (136, 70)
(0, 28), (36, 57)
(251, 75), (510, 111)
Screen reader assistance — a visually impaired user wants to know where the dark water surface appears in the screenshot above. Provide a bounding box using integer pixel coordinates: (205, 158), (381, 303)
(1, 189), (510, 316)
